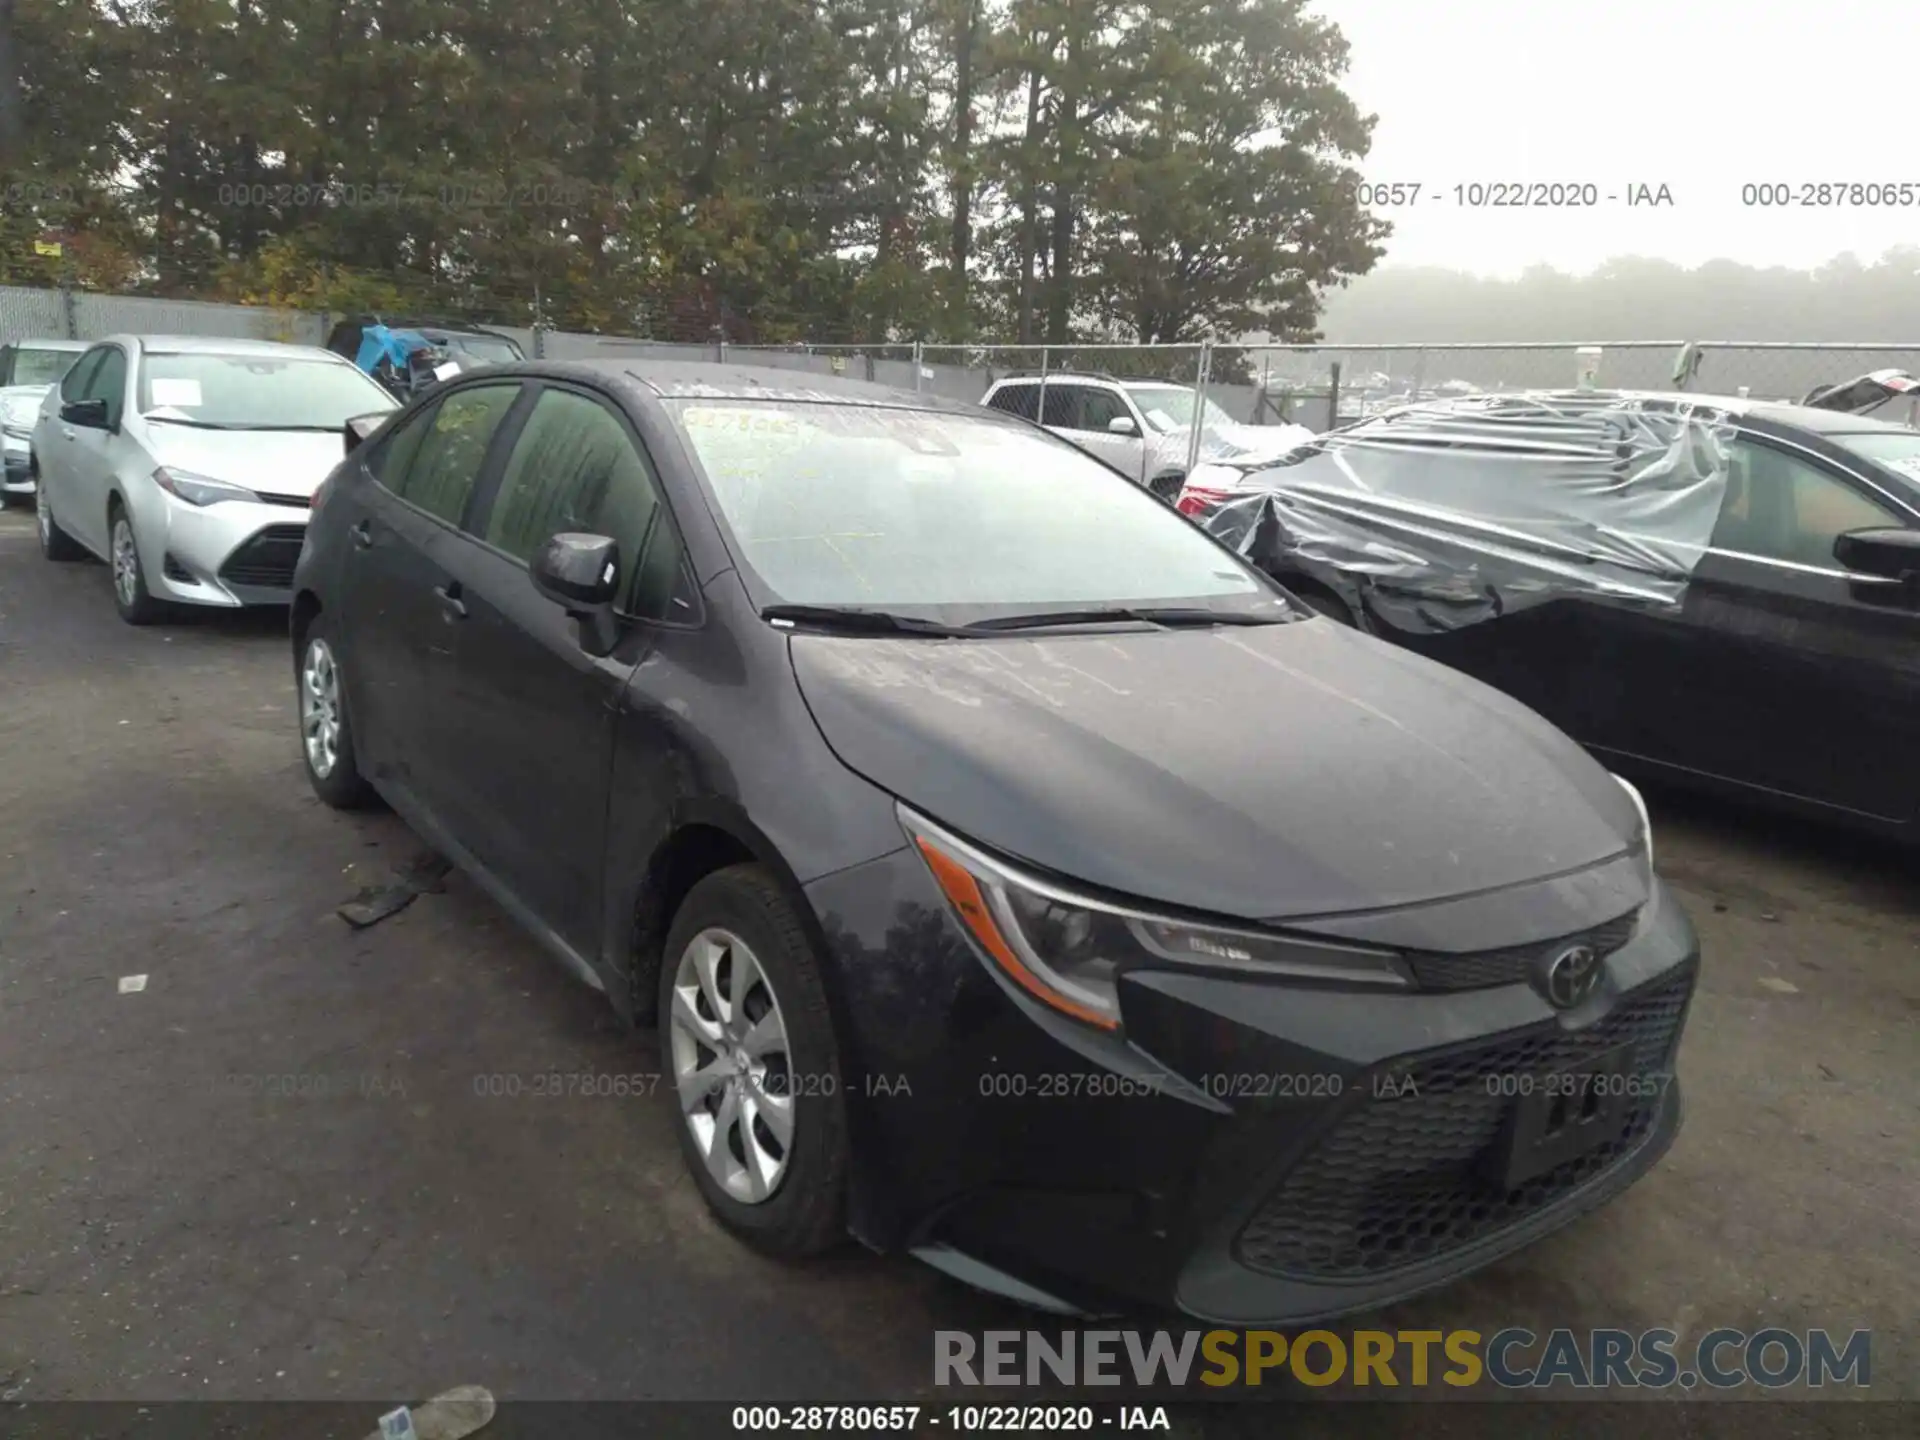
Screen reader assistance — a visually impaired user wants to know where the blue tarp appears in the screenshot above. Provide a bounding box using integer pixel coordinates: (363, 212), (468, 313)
(353, 324), (435, 376)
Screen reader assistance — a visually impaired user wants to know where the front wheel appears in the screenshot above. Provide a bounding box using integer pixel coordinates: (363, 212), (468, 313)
(109, 505), (166, 624)
(659, 865), (848, 1257)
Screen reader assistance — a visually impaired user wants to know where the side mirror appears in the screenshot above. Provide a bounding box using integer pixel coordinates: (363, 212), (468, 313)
(531, 532), (622, 654)
(61, 398), (109, 429)
(1833, 526), (1920, 586)
(1107, 415), (1138, 436)
(343, 412), (387, 455)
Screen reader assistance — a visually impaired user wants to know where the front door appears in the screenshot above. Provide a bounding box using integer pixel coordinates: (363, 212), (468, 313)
(1042, 383), (1146, 482)
(435, 382), (681, 957)
(1578, 435), (1920, 822)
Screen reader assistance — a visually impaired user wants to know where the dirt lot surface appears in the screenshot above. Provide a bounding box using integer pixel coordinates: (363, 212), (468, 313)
(0, 505), (1912, 1435)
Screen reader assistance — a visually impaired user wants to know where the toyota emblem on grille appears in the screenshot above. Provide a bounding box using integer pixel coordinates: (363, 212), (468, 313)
(1540, 943), (1602, 1009)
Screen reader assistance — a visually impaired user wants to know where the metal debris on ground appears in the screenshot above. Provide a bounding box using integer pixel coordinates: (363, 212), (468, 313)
(337, 850), (455, 929)
(117, 974), (148, 994)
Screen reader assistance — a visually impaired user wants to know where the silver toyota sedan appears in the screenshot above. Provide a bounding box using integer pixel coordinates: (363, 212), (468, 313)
(31, 335), (398, 623)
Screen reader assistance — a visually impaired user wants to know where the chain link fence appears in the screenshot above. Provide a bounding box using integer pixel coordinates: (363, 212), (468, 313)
(5, 281), (1918, 432)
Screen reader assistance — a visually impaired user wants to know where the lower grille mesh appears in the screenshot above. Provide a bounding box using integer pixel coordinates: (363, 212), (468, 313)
(1234, 968), (1691, 1279)
(219, 524), (305, 589)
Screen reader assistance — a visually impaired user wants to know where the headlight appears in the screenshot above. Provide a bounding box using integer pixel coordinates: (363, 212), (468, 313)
(154, 467), (261, 507)
(900, 806), (1411, 1032)
(0, 396), (41, 430)
(1612, 773), (1653, 868)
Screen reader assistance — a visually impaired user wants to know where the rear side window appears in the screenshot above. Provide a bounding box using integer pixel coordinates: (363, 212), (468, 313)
(986, 384), (1038, 421)
(388, 383), (521, 525)
(485, 388), (672, 610)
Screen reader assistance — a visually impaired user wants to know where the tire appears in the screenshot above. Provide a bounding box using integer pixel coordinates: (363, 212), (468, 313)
(36, 480), (84, 561)
(108, 502), (166, 625)
(297, 612), (377, 809)
(658, 864), (848, 1257)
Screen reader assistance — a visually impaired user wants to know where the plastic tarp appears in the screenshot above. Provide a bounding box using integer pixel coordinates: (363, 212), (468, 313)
(1199, 391), (1739, 634)
(353, 323), (431, 375)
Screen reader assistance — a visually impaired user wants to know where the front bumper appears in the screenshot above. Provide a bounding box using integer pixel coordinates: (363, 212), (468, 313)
(806, 853), (1697, 1323)
(141, 496), (308, 607)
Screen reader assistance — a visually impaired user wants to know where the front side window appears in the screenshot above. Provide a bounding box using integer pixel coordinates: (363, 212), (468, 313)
(389, 383), (521, 525)
(60, 348), (105, 404)
(672, 401), (1272, 615)
(137, 351), (399, 430)
(485, 388), (670, 611)
(86, 347), (129, 427)
(1713, 440), (1903, 568)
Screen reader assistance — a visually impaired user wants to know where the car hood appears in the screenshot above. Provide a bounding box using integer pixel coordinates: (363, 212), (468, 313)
(142, 424), (352, 497)
(1, 384), (54, 428)
(789, 620), (1640, 921)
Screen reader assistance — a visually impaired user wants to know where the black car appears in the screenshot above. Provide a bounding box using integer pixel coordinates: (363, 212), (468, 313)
(1187, 390), (1920, 843)
(292, 362), (1696, 1323)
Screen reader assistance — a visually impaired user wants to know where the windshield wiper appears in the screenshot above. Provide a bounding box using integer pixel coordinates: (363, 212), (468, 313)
(142, 415), (247, 429)
(963, 606), (1286, 632)
(760, 604), (970, 637)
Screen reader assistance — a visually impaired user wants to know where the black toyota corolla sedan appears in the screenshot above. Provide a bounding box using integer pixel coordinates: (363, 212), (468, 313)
(292, 362), (1697, 1323)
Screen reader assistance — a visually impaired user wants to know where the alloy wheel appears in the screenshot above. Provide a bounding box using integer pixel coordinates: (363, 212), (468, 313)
(668, 927), (796, 1204)
(111, 518), (139, 607)
(300, 637), (342, 779)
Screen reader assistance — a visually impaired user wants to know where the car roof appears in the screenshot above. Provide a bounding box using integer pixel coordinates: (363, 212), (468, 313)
(6, 337), (89, 352)
(101, 334), (349, 360)
(508, 358), (991, 414)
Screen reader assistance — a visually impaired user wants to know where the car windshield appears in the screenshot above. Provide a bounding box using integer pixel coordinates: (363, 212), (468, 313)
(444, 335), (522, 364)
(138, 352), (398, 429)
(1833, 430), (1920, 477)
(13, 347), (81, 387)
(673, 401), (1278, 617)
(1126, 386), (1237, 435)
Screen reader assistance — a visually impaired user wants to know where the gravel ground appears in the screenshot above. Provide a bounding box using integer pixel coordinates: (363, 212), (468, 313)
(0, 504), (1912, 1434)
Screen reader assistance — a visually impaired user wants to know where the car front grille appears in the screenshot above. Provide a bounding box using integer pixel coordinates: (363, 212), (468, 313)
(255, 491), (311, 508)
(1233, 966), (1691, 1280)
(218, 524), (306, 589)
(1405, 910), (1639, 992)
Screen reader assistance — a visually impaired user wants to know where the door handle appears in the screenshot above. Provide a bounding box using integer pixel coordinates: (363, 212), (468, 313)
(434, 582), (467, 620)
(350, 519), (373, 549)
(60, 427), (74, 440)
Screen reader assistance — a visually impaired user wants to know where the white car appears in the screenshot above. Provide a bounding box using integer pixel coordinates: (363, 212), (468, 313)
(32, 335), (399, 624)
(0, 338), (89, 507)
(980, 373), (1316, 501)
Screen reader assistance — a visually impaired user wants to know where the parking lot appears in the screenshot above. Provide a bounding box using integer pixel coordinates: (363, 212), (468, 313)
(0, 501), (1914, 1419)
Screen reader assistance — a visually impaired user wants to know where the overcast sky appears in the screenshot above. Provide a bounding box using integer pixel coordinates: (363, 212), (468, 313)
(1323, 0), (1914, 277)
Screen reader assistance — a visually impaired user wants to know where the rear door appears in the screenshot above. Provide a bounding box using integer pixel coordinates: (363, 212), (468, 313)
(336, 381), (527, 818)
(1580, 433), (1920, 821)
(431, 382), (686, 955)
